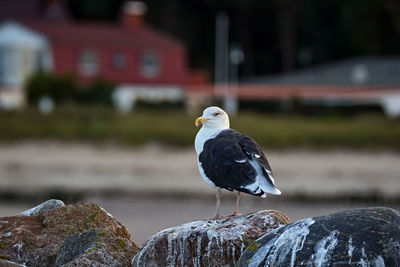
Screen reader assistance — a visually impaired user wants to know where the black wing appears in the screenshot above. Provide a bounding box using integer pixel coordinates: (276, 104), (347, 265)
(236, 131), (276, 185)
(199, 129), (275, 195)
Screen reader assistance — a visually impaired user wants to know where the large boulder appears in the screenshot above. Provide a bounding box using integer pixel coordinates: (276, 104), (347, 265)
(0, 201), (139, 266)
(132, 210), (290, 267)
(237, 207), (400, 266)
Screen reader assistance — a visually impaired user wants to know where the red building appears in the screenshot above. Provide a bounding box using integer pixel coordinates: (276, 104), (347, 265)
(31, 3), (187, 86)
(0, 0), (189, 109)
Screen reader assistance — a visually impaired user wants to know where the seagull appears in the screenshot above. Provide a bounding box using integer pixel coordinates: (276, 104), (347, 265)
(194, 106), (281, 219)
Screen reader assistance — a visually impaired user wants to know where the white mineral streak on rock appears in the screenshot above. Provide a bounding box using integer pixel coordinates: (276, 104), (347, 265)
(231, 243), (236, 260)
(358, 245), (369, 267)
(311, 230), (339, 267)
(0, 232), (11, 238)
(18, 199), (64, 216)
(133, 225), (172, 266)
(361, 245), (367, 258)
(387, 238), (400, 255)
(100, 207), (116, 221)
(196, 233), (202, 265)
(206, 231), (214, 259)
(179, 231), (188, 266)
(167, 231), (179, 266)
(248, 218), (315, 267)
(19, 205), (43, 216)
(13, 242), (23, 261)
(374, 255), (385, 267)
(358, 258), (368, 267)
(133, 211), (281, 266)
(219, 233), (224, 257)
(347, 237), (354, 264)
(248, 241), (271, 267)
(259, 211), (274, 227)
(99, 207), (123, 231)
(239, 235), (245, 253)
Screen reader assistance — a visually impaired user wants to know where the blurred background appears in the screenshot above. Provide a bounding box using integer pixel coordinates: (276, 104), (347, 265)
(0, 0), (399, 245)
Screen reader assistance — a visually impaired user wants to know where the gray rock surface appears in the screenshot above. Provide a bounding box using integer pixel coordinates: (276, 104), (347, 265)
(132, 210), (290, 267)
(55, 229), (100, 267)
(236, 207), (400, 267)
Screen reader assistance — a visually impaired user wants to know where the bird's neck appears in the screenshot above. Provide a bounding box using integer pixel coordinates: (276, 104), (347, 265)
(195, 127), (226, 154)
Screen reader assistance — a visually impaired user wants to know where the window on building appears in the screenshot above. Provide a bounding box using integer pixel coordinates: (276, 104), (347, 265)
(78, 50), (98, 76)
(139, 52), (160, 78)
(112, 53), (126, 69)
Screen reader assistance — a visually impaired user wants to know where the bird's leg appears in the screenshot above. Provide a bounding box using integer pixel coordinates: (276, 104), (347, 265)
(212, 189), (223, 220)
(233, 191), (242, 216)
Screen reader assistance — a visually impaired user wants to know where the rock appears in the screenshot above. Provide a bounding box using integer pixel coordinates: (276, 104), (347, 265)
(132, 210), (290, 267)
(54, 229), (101, 267)
(0, 201), (140, 266)
(236, 207), (400, 267)
(18, 199), (65, 216)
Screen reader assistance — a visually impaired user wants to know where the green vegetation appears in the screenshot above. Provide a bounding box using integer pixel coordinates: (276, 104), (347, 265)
(246, 242), (259, 251)
(1, 106), (399, 150)
(26, 72), (78, 104)
(26, 72), (114, 106)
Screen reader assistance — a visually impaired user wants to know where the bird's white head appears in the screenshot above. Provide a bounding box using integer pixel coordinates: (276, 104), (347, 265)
(195, 106), (230, 129)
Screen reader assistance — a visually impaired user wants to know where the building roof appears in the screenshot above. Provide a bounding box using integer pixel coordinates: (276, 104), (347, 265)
(21, 20), (184, 50)
(1, 0), (184, 51)
(0, 0), (39, 20)
(0, 22), (47, 49)
(247, 56), (400, 86)
(0, 0), (69, 22)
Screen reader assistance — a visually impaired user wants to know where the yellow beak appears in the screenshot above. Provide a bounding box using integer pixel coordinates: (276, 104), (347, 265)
(195, 117), (209, 127)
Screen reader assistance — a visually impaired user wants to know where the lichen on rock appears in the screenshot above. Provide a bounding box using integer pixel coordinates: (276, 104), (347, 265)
(0, 200), (140, 266)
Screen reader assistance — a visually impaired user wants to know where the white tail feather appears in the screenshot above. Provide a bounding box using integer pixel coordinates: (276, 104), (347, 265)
(249, 159), (282, 195)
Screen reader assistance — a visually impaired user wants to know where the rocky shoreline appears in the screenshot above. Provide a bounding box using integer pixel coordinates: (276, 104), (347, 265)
(0, 200), (399, 266)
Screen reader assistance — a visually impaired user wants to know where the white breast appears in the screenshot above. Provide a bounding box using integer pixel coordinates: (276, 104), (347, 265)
(195, 127), (224, 189)
(198, 161), (218, 188)
(194, 127), (223, 155)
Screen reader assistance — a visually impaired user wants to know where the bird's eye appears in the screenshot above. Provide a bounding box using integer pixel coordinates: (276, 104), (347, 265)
(213, 112), (221, 116)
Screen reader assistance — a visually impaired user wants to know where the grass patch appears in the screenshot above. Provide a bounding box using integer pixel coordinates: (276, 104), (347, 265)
(0, 106), (399, 150)
(232, 113), (400, 150)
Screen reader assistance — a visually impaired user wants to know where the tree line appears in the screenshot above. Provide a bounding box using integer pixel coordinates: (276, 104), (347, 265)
(65, 0), (400, 78)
